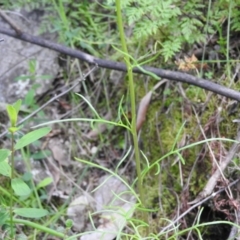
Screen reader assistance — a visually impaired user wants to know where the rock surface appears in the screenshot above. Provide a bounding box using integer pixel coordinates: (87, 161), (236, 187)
(0, 8), (59, 103)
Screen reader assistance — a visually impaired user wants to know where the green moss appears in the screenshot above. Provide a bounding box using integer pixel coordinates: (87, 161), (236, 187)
(130, 74), (240, 237)
(134, 80), (237, 228)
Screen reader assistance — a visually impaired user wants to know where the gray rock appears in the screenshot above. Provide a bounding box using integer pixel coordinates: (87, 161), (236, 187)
(0, 8), (59, 103)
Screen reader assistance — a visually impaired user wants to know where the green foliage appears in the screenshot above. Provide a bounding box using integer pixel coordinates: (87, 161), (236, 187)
(0, 160), (11, 177)
(6, 99), (22, 130)
(0, 208), (9, 225)
(3, 0), (240, 62)
(0, 100), (53, 238)
(14, 208), (49, 218)
(65, 219), (73, 228)
(5, 0), (240, 62)
(14, 127), (51, 150)
(11, 178), (31, 196)
(14, 59), (51, 113)
(36, 177), (53, 190)
(46, 0), (116, 55)
(1, 0), (240, 238)
(105, 0), (240, 61)
(0, 149), (11, 162)
(1, 0), (48, 10)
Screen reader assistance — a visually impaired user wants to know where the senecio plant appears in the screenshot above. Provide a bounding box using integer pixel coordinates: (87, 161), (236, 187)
(0, 99), (66, 239)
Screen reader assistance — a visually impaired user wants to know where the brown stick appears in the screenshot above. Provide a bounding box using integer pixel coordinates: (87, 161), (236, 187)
(0, 10), (22, 35)
(0, 26), (240, 101)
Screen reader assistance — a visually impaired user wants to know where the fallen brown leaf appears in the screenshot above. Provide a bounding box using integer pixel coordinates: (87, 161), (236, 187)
(136, 79), (168, 132)
(48, 138), (70, 166)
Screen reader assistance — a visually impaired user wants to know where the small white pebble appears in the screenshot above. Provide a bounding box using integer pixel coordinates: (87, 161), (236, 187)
(90, 146), (98, 155)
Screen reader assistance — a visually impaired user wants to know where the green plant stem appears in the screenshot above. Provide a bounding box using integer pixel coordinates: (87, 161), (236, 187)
(21, 148), (43, 209)
(115, 0), (146, 217)
(10, 218), (65, 238)
(9, 132), (15, 237)
(226, 1), (232, 80)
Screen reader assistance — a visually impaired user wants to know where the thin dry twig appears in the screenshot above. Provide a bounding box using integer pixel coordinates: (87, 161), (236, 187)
(188, 130), (240, 205)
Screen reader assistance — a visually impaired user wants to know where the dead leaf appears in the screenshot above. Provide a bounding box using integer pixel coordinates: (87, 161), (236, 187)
(66, 174), (136, 239)
(81, 175), (136, 240)
(175, 54), (208, 71)
(48, 138), (70, 166)
(136, 79), (168, 132)
(94, 175), (132, 211)
(67, 195), (94, 231)
(80, 199), (135, 240)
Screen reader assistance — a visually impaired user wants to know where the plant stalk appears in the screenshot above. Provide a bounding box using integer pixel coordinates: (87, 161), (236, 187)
(9, 218), (65, 238)
(115, 0), (146, 219)
(10, 133), (15, 237)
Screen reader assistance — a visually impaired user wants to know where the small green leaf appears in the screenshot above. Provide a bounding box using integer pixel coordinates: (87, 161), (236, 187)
(14, 208), (49, 218)
(28, 59), (36, 74)
(15, 127), (51, 150)
(0, 149), (11, 162)
(11, 178), (31, 196)
(37, 75), (52, 80)
(14, 76), (31, 81)
(13, 99), (22, 115)
(0, 208), (8, 225)
(22, 172), (32, 182)
(6, 105), (17, 127)
(8, 126), (21, 134)
(36, 177), (53, 190)
(23, 89), (35, 107)
(0, 161), (11, 177)
(65, 219), (73, 228)
(31, 150), (51, 160)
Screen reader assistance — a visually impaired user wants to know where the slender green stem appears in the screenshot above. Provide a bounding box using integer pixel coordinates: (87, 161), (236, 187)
(21, 148), (43, 209)
(10, 133), (15, 237)
(226, 1), (232, 80)
(115, 0), (146, 216)
(10, 218), (65, 238)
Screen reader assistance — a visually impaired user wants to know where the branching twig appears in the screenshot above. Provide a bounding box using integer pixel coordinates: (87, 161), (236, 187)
(0, 27), (240, 101)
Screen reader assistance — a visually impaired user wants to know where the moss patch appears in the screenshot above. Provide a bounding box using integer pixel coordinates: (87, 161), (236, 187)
(134, 79), (239, 233)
